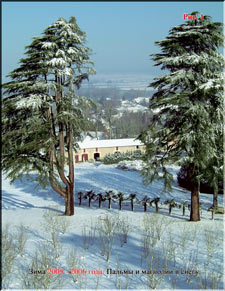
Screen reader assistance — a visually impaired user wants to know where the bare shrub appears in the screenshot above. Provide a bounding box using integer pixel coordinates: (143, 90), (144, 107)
(141, 234), (152, 262)
(143, 215), (157, 247)
(82, 222), (96, 250)
(66, 248), (81, 283)
(117, 216), (131, 247)
(197, 263), (223, 289)
(145, 249), (165, 289)
(16, 224), (28, 255)
(179, 223), (191, 260)
(2, 224), (18, 288)
(19, 242), (63, 289)
(203, 229), (215, 264)
(114, 255), (122, 289)
(97, 214), (118, 262)
(41, 209), (63, 259)
(183, 249), (199, 284)
(161, 233), (177, 267)
(143, 213), (170, 242)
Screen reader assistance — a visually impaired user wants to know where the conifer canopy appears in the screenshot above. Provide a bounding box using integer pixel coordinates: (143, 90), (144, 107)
(139, 12), (224, 221)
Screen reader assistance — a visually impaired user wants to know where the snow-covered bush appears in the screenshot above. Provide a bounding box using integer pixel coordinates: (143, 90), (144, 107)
(103, 150), (144, 164)
(116, 160), (144, 171)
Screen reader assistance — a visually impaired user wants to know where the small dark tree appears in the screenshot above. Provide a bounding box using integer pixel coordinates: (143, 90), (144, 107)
(129, 194), (136, 211)
(150, 197), (160, 213)
(77, 192), (83, 206)
(181, 200), (188, 216)
(84, 190), (96, 208)
(105, 190), (114, 209)
(96, 193), (104, 208)
(141, 196), (150, 212)
(208, 206), (215, 220)
(116, 192), (125, 210)
(164, 199), (178, 215)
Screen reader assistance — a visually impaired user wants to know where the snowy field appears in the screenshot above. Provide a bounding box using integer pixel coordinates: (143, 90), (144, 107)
(2, 162), (224, 290)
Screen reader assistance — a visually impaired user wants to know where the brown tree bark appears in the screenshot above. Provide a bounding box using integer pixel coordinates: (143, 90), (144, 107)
(187, 163), (201, 221)
(108, 198), (111, 209)
(65, 185), (74, 216)
(190, 182), (200, 221)
(144, 203), (147, 212)
(64, 78), (75, 216)
(155, 200), (159, 213)
(119, 199), (122, 210)
(169, 205), (172, 215)
(182, 205), (185, 216)
(131, 199), (134, 211)
(98, 197), (102, 208)
(213, 184), (218, 209)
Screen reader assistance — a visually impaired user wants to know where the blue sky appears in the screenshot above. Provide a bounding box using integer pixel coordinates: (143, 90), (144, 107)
(2, 1), (224, 82)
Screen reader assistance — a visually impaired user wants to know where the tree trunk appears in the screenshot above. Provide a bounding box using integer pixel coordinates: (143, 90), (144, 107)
(108, 198), (111, 209)
(131, 199), (134, 211)
(144, 203), (147, 212)
(99, 197), (102, 208)
(213, 184), (218, 209)
(169, 205), (172, 215)
(79, 196), (82, 206)
(182, 205), (185, 216)
(88, 197), (91, 207)
(190, 182), (200, 221)
(64, 80), (74, 216)
(155, 201), (159, 213)
(188, 163), (200, 222)
(119, 199), (122, 210)
(65, 185), (74, 216)
(64, 77), (75, 216)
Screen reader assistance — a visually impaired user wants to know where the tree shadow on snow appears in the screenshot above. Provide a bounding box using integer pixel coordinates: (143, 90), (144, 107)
(2, 189), (64, 213)
(7, 174), (64, 205)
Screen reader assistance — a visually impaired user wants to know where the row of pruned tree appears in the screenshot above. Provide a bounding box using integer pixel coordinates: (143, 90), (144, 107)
(77, 190), (206, 217)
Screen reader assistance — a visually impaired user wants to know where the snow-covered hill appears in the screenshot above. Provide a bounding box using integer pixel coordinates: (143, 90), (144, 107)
(2, 163), (224, 290)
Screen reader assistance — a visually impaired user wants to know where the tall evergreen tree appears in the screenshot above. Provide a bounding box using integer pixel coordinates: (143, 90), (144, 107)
(139, 12), (224, 221)
(2, 17), (95, 216)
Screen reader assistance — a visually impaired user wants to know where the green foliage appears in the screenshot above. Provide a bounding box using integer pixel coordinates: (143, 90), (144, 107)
(177, 164), (223, 194)
(139, 12), (224, 196)
(103, 150), (144, 164)
(2, 17), (95, 205)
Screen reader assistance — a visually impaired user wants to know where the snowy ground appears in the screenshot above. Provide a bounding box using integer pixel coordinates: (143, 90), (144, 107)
(2, 162), (224, 290)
